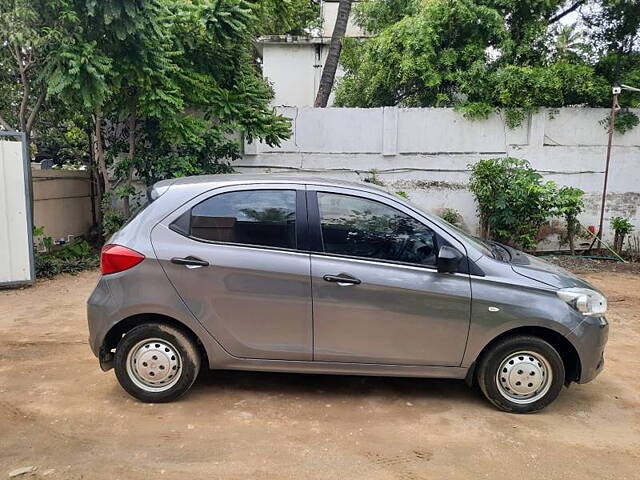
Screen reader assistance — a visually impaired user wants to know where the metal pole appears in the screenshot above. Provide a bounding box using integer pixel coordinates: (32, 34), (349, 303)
(596, 91), (619, 248)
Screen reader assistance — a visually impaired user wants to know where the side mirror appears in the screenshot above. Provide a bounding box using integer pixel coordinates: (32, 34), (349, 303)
(437, 245), (463, 273)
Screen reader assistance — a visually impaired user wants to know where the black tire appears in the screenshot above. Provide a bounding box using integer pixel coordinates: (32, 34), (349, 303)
(114, 323), (201, 403)
(476, 335), (565, 413)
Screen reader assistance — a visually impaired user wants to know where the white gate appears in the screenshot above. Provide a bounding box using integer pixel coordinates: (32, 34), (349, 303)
(0, 131), (34, 286)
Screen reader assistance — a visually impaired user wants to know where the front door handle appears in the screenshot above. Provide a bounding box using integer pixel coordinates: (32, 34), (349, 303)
(171, 256), (209, 268)
(323, 273), (361, 286)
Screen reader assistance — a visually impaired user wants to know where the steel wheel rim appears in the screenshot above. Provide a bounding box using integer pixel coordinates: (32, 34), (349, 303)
(126, 338), (182, 392)
(496, 350), (553, 405)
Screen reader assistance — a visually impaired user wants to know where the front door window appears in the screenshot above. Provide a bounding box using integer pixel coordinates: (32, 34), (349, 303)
(317, 192), (437, 266)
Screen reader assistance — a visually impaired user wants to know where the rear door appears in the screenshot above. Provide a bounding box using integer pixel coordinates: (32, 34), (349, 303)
(151, 184), (312, 360)
(308, 187), (472, 366)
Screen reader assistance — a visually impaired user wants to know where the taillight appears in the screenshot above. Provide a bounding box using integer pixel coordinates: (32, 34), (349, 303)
(101, 244), (145, 275)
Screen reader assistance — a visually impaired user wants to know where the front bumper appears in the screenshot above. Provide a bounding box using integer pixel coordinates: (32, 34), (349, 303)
(570, 316), (609, 384)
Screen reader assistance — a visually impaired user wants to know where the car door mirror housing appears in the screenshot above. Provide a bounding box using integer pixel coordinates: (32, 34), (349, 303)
(437, 245), (463, 273)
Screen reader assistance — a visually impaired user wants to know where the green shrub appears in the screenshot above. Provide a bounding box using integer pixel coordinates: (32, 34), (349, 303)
(611, 217), (634, 253)
(363, 169), (384, 186)
(600, 109), (640, 135)
(468, 157), (557, 250)
(35, 254), (100, 279)
(101, 192), (127, 240)
(440, 208), (461, 225)
(33, 229), (99, 279)
(555, 186), (585, 255)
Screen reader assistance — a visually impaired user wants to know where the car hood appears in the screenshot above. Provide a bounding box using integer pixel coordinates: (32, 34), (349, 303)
(503, 247), (597, 290)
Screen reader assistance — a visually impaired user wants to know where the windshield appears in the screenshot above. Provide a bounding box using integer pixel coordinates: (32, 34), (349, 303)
(389, 193), (501, 260)
(438, 220), (495, 258)
(483, 239), (512, 261)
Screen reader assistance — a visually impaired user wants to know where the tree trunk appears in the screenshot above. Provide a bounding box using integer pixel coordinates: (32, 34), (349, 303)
(479, 212), (490, 239)
(87, 126), (98, 228)
(568, 222), (575, 256)
(122, 100), (137, 218)
(314, 0), (353, 108)
(95, 112), (110, 193)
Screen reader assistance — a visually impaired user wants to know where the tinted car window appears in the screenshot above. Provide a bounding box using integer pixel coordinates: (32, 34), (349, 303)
(317, 193), (437, 266)
(189, 190), (297, 249)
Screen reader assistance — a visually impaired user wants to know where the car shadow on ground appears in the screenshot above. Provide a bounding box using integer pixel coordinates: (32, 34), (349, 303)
(183, 368), (488, 408)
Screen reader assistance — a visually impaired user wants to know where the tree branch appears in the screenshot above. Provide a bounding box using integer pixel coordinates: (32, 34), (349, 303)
(8, 43), (21, 65)
(549, 0), (586, 24)
(25, 87), (47, 134)
(18, 57), (31, 132)
(0, 112), (15, 131)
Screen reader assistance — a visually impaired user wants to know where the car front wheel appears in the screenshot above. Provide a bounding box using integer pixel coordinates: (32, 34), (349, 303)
(114, 323), (201, 403)
(477, 335), (565, 413)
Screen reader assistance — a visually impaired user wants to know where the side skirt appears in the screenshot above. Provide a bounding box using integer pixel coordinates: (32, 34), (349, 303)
(210, 357), (468, 380)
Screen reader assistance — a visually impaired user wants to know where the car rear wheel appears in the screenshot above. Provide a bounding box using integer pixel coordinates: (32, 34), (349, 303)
(477, 335), (565, 413)
(114, 323), (200, 402)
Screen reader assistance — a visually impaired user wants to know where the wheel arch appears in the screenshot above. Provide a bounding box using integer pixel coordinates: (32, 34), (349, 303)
(467, 326), (581, 386)
(99, 313), (209, 371)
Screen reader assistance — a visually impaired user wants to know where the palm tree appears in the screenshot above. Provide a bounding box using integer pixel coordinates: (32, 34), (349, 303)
(314, 0), (353, 107)
(554, 24), (585, 59)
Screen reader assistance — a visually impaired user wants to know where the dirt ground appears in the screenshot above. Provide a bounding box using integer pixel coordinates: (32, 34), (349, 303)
(1, 269), (639, 480)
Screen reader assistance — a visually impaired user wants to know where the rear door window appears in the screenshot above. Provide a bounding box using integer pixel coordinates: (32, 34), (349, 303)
(179, 190), (297, 249)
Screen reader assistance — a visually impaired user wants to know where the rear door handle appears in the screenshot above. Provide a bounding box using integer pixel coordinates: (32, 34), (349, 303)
(171, 256), (209, 268)
(323, 273), (361, 286)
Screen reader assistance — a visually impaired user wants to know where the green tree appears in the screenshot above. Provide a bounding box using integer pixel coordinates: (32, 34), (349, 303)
(252, 0), (321, 35)
(584, 0), (640, 55)
(335, 0), (507, 108)
(553, 23), (588, 61)
(0, 0), (73, 142)
(45, 0), (292, 223)
(335, 0), (638, 122)
(588, 0), (640, 121)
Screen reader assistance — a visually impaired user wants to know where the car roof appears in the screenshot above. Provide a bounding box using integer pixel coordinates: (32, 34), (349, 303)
(154, 173), (390, 196)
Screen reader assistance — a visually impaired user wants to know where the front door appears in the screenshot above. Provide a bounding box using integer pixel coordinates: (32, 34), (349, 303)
(151, 186), (312, 360)
(309, 189), (471, 366)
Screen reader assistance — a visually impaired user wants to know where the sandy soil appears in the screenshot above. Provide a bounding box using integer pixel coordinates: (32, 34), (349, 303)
(1, 269), (639, 480)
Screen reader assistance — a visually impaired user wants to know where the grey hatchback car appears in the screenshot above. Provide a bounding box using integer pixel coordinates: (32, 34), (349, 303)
(88, 175), (608, 413)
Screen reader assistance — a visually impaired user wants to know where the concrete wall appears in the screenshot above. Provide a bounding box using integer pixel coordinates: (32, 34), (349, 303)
(241, 107), (640, 249)
(32, 169), (95, 241)
(321, 1), (367, 38)
(262, 42), (322, 107)
(261, 41), (344, 107)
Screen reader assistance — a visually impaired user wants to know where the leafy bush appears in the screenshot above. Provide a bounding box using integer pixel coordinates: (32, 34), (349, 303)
(555, 186), (585, 255)
(363, 169), (384, 186)
(611, 217), (635, 253)
(468, 157), (557, 250)
(33, 227), (99, 279)
(599, 109), (640, 135)
(440, 208), (462, 226)
(101, 192), (127, 240)
(35, 253), (100, 279)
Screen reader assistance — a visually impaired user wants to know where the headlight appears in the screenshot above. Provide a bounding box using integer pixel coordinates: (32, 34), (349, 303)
(557, 288), (607, 317)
